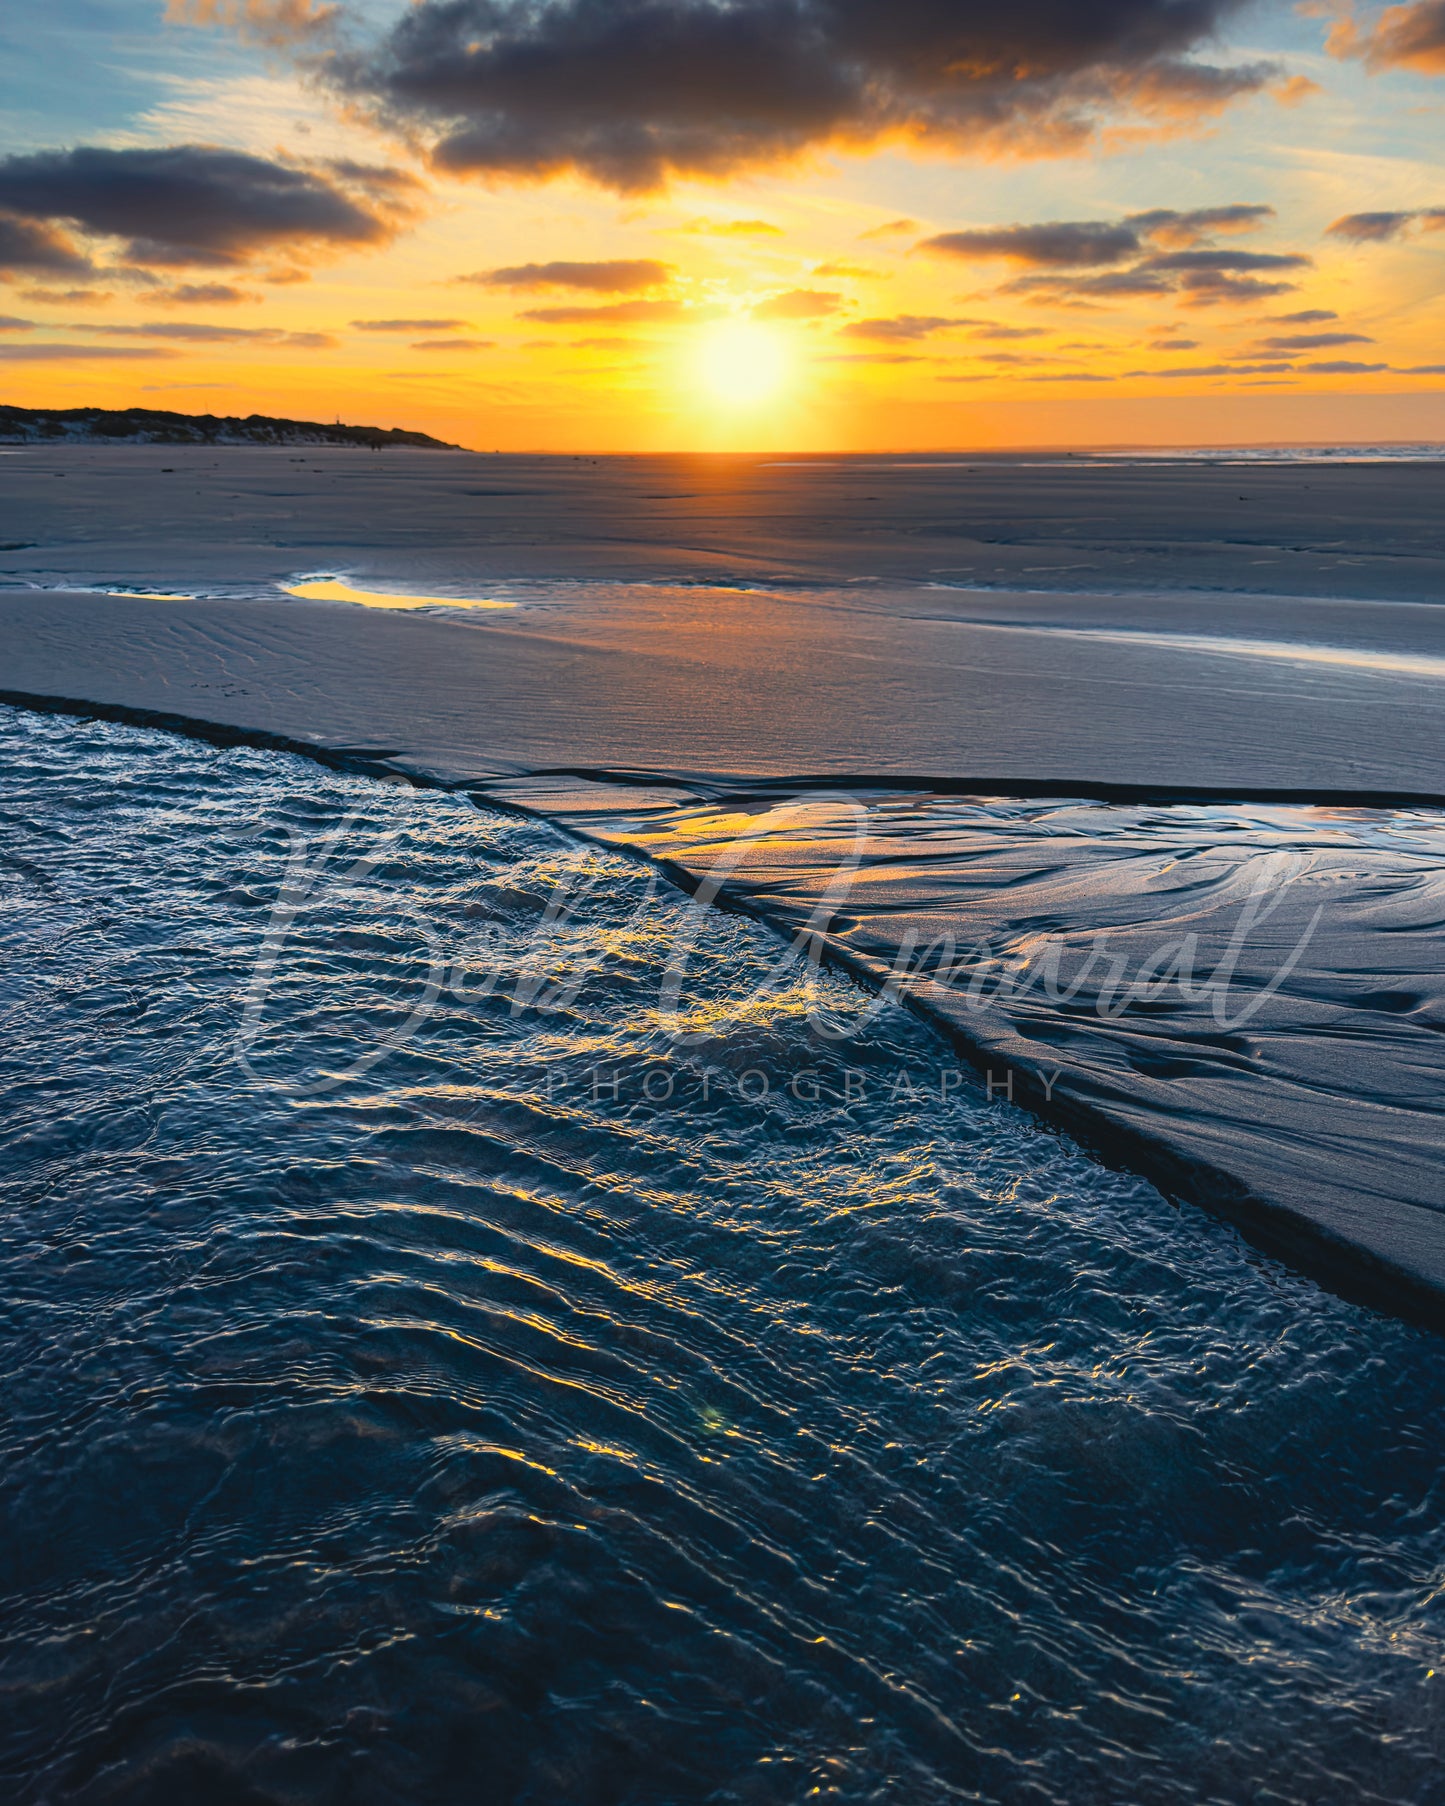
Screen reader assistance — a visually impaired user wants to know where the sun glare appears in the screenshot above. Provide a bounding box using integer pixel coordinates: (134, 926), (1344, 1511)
(696, 320), (790, 408)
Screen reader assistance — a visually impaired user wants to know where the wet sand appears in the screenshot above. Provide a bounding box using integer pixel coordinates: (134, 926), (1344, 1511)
(2, 445), (1443, 1310)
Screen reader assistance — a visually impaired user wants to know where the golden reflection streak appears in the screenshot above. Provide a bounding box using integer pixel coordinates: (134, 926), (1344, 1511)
(285, 577), (514, 611)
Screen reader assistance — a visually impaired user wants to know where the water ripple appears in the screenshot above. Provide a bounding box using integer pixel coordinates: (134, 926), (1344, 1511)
(1, 705), (1442, 1804)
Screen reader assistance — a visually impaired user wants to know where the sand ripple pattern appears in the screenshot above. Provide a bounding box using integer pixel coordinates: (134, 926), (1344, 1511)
(1, 706), (1443, 1804)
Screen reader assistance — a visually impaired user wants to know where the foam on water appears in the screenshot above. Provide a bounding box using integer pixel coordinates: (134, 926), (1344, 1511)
(2, 705), (1444, 1804)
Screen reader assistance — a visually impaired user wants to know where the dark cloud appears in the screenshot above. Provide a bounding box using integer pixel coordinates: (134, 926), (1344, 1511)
(822, 350), (927, 363)
(1327, 207), (1445, 243)
(1172, 269), (1299, 304)
(927, 203), (1272, 270)
(411, 337), (495, 348)
(1150, 336), (1198, 348)
(467, 258), (673, 291)
(351, 317), (471, 330)
(753, 288), (841, 319)
(1127, 203), (1274, 246)
(0, 146), (407, 270)
(83, 321), (337, 346)
(1257, 331), (1373, 349)
(1006, 238), (1310, 307)
(0, 315), (33, 330)
(157, 283), (257, 304)
(1270, 308), (1337, 323)
(0, 343), (174, 360)
(16, 286), (111, 304)
(1301, 359), (1389, 372)
(0, 212), (92, 275)
(1327, 1), (1445, 74)
(335, 0), (1276, 191)
(839, 314), (964, 341)
(1144, 248), (1310, 273)
(1125, 360), (1296, 375)
(1401, 363), (1445, 373)
(518, 297), (689, 323)
(1004, 268), (1176, 301)
(1328, 210), (1417, 242)
(922, 220), (1141, 266)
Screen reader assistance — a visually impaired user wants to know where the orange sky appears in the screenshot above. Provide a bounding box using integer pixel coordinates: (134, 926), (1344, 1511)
(2, 0), (1443, 449)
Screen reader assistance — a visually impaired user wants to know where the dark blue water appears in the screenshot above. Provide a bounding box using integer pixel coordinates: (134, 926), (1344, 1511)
(1, 704), (1442, 1805)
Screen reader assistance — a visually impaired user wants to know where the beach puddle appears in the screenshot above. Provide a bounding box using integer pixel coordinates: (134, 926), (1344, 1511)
(284, 575), (514, 611)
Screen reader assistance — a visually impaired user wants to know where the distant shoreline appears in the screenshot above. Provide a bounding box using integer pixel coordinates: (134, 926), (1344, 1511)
(0, 403), (458, 450)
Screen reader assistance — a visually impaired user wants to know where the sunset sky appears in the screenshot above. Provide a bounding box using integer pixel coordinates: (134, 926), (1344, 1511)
(1, 0), (1442, 449)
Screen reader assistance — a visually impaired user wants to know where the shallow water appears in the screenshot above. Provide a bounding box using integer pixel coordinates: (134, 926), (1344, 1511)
(498, 777), (1445, 1298)
(1, 704), (1443, 1805)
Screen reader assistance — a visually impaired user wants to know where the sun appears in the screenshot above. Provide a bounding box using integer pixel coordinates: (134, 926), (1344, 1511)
(696, 319), (790, 408)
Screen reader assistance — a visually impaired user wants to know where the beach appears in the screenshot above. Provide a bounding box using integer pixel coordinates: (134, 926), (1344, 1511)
(3, 445), (1445, 1801)
(3, 444), (1443, 1305)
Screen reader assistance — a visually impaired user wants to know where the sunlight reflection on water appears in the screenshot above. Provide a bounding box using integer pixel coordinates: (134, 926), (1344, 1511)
(1, 703), (1443, 1805)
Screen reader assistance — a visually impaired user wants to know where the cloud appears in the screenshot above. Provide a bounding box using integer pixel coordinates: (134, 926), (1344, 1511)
(679, 217), (783, 236)
(753, 287), (841, 319)
(351, 317), (471, 330)
(16, 286), (111, 304)
(812, 260), (877, 278)
(517, 297), (690, 323)
(924, 206), (1277, 282)
(166, 0), (339, 49)
(839, 314), (964, 341)
(1327, 207), (1445, 242)
(0, 343), (175, 360)
(156, 282), (258, 304)
(922, 220), (1142, 266)
(859, 219), (918, 241)
(1172, 269), (1300, 303)
(969, 323), (1048, 339)
(1126, 202), (1274, 247)
(411, 337), (495, 348)
(1257, 331), (1373, 348)
(334, 0), (1278, 191)
(83, 320), (336, 346)
(1004, 268), (1176, 301)
(0, 212), (93, 275)
(1006, 238), (1311, 307)
(0, 145), (411, 270)
(1327, 1), (1445, 73)
(822, 351), (928, 363)
(464, 259), (673, 292)
(1301, 358), (1389, 371)
(1401, 363), (1445, 373)
(1270, 308), (1338, 322)
(1150, 336), (1198, 348)
(1125, 360), (1296, 375)
(1144, 248), (1311, 274)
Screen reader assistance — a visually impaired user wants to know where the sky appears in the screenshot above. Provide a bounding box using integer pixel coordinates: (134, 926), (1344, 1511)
(0, 0), (1442, 450)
